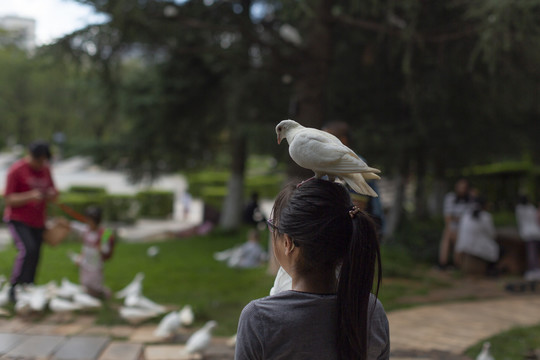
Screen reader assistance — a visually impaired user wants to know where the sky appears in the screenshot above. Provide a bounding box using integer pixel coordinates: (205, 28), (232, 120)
(0, 0), (107, 45)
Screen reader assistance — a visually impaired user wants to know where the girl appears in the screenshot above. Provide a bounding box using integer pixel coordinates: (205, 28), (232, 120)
(235, 179), (389, 360)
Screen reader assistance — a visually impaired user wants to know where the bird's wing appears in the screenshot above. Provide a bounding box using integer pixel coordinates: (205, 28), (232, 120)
(290, 130), (378, 174)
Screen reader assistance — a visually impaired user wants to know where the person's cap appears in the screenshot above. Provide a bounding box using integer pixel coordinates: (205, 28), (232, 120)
(28, 141), (52, 160)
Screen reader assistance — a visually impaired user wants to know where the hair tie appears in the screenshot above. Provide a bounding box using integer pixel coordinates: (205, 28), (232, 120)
(349, 205), (361, 219)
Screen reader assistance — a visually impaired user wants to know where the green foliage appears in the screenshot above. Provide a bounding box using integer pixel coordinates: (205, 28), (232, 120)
(49, 192), (105, 219)
(136, 190), (174, 218)
(465, 323), (540, 360)
(103, 194), (140, 224)
(67, 185), (108, 195)
(391, 217), (446, 263)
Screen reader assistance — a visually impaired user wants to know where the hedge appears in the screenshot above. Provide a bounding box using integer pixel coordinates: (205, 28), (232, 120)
(103, 194), (140, 224)
(68, 185), (107, 195)
(136, 190), (174, 218)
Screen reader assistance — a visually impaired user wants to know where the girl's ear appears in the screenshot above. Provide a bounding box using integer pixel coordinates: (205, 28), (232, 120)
(283, 234), (296, 255)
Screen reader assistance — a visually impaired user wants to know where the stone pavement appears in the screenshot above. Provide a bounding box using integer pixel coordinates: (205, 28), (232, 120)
(389, 295), (540, 359)
(1, 295), (540, 359)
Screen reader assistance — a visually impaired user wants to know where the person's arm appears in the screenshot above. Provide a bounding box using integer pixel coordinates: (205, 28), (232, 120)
(235, 302), (264, 360)
(369, 299), (390, 360)
(4, 189), (44, 207)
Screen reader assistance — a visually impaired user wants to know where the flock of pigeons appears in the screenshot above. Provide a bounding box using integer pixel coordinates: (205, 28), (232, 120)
(0, 273), (220, 356)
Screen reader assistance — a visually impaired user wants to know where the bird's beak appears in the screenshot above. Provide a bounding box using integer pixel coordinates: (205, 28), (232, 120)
(277, 135), (281, 144)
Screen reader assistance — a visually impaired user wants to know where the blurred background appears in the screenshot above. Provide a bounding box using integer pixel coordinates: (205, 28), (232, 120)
(1, 1), (540, 359)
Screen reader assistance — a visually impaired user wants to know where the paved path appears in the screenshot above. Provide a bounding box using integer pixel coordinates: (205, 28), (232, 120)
(389, 295), (540, 359)
(1, 295), (540, 359)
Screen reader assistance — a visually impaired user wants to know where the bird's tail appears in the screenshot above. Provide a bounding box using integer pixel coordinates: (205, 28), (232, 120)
(362, 172), (381, 180)
(342, 173), (378, 197)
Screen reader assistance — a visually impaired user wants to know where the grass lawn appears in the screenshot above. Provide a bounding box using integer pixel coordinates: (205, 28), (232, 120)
(465, 324), (540, 360)
(0, 227), (450, 335)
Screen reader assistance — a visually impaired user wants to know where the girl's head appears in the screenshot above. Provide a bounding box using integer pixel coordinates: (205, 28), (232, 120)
(85, 206), (102, 229)
(270, 179), (381, 360)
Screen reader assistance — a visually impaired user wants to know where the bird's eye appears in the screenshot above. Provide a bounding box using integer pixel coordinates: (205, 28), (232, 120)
(278, 127), (282, 131)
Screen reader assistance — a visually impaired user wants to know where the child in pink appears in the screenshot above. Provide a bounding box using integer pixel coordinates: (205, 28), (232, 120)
(70, 206), (115, 298)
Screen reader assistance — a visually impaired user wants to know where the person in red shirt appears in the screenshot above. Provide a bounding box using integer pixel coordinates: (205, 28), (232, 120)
(3, 141), (58, 302)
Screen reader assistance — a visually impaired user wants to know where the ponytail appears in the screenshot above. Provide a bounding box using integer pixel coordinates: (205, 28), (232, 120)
(337, 212), (381, 360)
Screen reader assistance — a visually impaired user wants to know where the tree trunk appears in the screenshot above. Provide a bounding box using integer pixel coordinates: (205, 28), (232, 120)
(414, 146), (428, 219)
(220, 133), (247, 229)
(287, 0), (334, 179)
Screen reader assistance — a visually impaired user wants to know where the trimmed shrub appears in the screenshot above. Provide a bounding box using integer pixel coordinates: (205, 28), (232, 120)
(68, 185), (107, 195)
(103, 194), (139, 224)
(136, 190), (174, 218)
(48, 192), (105, 219)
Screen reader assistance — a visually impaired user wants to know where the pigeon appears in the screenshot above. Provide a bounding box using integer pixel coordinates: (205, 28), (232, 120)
(116, 272), (144, 299)
(154, 310), (182, 338)
(73, 292), (102, 309)
(179, 304), (195, 326)
(28, 286), (49, 312)
(0, 283), (9, 307)
(49, 297), (82, 313)
(125, 292), (166, 313)
(275, 119), (381, 197)
(476, 342), (494, 360)
(119, 306), (160, 324)
(147, 246), (160, 258)
(183, 320), (217, 355)
(56, 278), (84, 298)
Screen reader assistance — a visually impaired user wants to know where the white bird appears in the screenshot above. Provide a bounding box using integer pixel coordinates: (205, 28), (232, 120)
(125, 292), (166, 314)
(56, 278), (84, 298)
(73, 292), (102, 309)
(147, 246), (160, 258)
(279, 24), (302, 46)
(116, 272), (144, 299)
(179, 304), (195, 326)
(154, 310), (181, 338)
(0, 283), (10, 307)
(476, 342), (494, 360)
(49, 297), (82, 313)
(28, 286), (48, 312)
(14, 288), (32, 315)
(183, 320), (217, 355)
(119, 306), (160, 325)
(275, 120), (381, 197)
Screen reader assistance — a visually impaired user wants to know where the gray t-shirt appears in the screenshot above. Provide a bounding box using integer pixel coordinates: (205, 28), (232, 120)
(235, 291), (390, 360)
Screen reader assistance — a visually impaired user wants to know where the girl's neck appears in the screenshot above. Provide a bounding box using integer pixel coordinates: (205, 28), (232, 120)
(291, 268), (337, 294)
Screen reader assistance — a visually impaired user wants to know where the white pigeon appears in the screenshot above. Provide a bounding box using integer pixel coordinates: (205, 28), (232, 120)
(73, 292), (102, 309)
(14, 289), (32, 315)
(28, 286), (49, 312)
(49, 297), (82, 313)
(275, 119), (381, 197)
(0, 283), (10, 307)
(116, 272), (144, 299)
(125, 292), (166, 314)
(119, 306), (160, 324)
(56, 278), (84, 298)
(179, 304), (195, 326)
(476, 342), (494, 360)
(183, 320), (217, 355)
(154, 310), (182, 338)
(147, 245), (160, 258)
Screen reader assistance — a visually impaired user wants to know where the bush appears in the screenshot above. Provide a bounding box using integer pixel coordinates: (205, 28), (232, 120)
(68, 185), (108, 195)
(103, 194), (139, 224)
(136, 190), (174, 218)
(49, 192), (105, 219)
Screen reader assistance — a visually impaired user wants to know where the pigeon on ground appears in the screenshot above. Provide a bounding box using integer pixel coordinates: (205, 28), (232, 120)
(116, 272), (144, 299)
(0, 283), (9, 307)
(179, 304), (195, 326)
(183, 320), (217, 355)
(154, 310), (182, 339)
(125, 292), (166, 314)
(56, 278), (85, 298)
(147, 246), (160, 258)
(476, 342), (494, 360)
(275, 119), (381, 197)
(119, 306), (160, 324)
(49, 297), (82, 313)
(28, 286), (49, 312)
(73, 292), (102, 309)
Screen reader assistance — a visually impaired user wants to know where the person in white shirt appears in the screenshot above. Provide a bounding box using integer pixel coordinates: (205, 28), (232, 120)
(515, 196), (540, 281)
(455, 197), (499, 269)
(439, 178), (474, 268)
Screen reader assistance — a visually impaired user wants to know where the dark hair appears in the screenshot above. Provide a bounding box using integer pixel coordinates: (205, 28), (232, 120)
(85, 206), (102, 225)
(271, 179), (381, 360)
(519, 195), (529, 205)
(28, 141), (52, 160)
